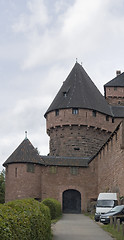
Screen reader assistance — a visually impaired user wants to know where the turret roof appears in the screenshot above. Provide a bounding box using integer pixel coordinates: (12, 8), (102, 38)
(104, 72), (124, 87)
(3, 138), (42, 167)
(45, 62), (112, 116)
(3, 138), (90, 167)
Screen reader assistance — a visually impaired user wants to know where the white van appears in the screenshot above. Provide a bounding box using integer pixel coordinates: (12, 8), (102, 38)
(95, 193), (118, 221)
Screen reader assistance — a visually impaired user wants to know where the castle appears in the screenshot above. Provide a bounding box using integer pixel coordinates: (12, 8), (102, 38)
(3, 62), (124, 212)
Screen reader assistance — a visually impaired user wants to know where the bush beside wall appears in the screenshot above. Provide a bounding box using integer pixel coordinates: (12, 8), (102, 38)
(0, 199), (51, 240)
(42, 198), (62, 220)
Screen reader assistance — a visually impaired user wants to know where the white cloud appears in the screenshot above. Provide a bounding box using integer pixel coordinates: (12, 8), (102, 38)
(12, 0), (49, 33)
(1, 0), (124, 170)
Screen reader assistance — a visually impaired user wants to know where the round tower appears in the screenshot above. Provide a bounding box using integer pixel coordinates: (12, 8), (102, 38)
(45, 62), (116, 158)
(3, 138), (42, 202)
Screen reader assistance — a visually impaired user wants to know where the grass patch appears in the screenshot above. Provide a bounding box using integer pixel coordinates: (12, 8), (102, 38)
(84, 212), (124, 240)
(83, 212), (94, 220)
(102, 224), (124, 240)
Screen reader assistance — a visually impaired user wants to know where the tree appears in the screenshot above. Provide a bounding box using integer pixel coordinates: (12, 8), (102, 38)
(0, 169), (5, 203)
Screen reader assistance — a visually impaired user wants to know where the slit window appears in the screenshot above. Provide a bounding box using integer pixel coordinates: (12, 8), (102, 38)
(74, 147), (80, 151)
(72, 108), (78, 115)
(112, 118), (114, 123)
(15, 168), (17, 177)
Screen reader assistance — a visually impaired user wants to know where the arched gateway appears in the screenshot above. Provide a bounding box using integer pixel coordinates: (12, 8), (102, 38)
(62, 189), (81, 213)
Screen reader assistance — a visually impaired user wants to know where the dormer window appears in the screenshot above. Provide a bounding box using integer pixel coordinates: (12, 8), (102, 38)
(55, 109), (59, 116)
(72, 108), (78, 115)
(63, 92), (67, 97)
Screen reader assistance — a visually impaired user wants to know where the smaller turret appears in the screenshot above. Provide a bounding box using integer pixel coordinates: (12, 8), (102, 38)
(104, 70), (124, 106)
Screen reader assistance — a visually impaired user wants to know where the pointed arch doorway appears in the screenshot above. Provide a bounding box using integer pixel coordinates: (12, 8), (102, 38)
(62, 189), (81, 213)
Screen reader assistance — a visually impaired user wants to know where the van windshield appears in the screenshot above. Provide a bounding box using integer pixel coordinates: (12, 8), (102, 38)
(97, 200), (114, 207)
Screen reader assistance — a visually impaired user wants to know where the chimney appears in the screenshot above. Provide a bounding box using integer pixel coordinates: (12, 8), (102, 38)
(116, 70), (121, 76)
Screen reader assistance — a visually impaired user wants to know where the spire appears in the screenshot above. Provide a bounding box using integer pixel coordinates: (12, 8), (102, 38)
(25, 131), (27, 140)
(45, 62), (112, 117)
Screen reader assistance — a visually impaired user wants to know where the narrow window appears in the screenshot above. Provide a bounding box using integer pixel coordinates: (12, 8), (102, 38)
(106, 115), (109, 121)
(55, 109), (59, 116)
(70, 167), (78, 175)
(112, 118), (114, 123)
(27, 163), (35, 173)
(72, 108), (78, 115)
(92, 110), (96, 117)
(15, 168), (17, 177)
(114, 87), (117, 91)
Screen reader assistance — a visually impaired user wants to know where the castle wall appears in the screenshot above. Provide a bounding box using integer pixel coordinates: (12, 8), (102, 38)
(96, 122), (124, 197)
(41, 163), (98, 212)
(46, 109), (118, 132)
(46, 109), (120, 157)
(105, 87), (124, 105)
(5, 163), (41, 202)
(49, 125), (111, 157)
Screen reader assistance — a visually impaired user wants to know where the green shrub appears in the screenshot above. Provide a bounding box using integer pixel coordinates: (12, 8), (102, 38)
(1, 198), (51, 240)
(42, 198), (62, 220)
(0, 203), (30, 240)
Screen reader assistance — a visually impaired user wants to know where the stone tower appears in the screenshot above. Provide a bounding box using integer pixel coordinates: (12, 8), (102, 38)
(104, 71), (124, 106)
(44, 62), (116, 158)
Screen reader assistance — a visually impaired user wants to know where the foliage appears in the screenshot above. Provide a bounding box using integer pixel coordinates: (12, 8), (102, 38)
(42, 198), (62, 220)
(0, 169), (5, 203)
(0, 198), (51, 240)
(102, 223), (124, 240)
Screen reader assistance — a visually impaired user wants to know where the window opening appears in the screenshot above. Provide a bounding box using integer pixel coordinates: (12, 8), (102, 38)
(63, 92), (67, 97)
(50, 166), (57, 174)
(92, 110), (96, 117)
(15, 168), (17, 177)
(27, 163), (35, 173)
(106, 115), (109, 121)
(72, 108), (78, 115)
(55, 109), (59, 116)
(70, 167), (78, 175)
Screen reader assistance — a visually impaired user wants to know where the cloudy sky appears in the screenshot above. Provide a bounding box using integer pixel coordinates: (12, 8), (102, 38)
(0, 0), (124, 170)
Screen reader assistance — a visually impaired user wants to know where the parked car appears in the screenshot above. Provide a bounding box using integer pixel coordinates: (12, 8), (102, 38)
(95, 193), (118, 221)
(100, 205), (124, 224)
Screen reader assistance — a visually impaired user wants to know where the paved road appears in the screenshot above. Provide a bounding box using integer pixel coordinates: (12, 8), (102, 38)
(52, 214), (113, 240)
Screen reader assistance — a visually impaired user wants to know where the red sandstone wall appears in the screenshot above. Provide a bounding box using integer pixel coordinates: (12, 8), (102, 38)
(5, 163), (41, 202)
(49, 125), (111, 157)
(97, 123), (124, 197)
(46, 109), (120, 157)
(41, 165), (98, 212)
(105, 87), (124, 105)
(46, 109), (118, 132)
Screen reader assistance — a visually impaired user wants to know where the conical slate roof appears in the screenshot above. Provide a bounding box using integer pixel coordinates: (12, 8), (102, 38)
(104, 72), (124, 87)
(3, 138), (42, 166)
(45, 62), (112, 117)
